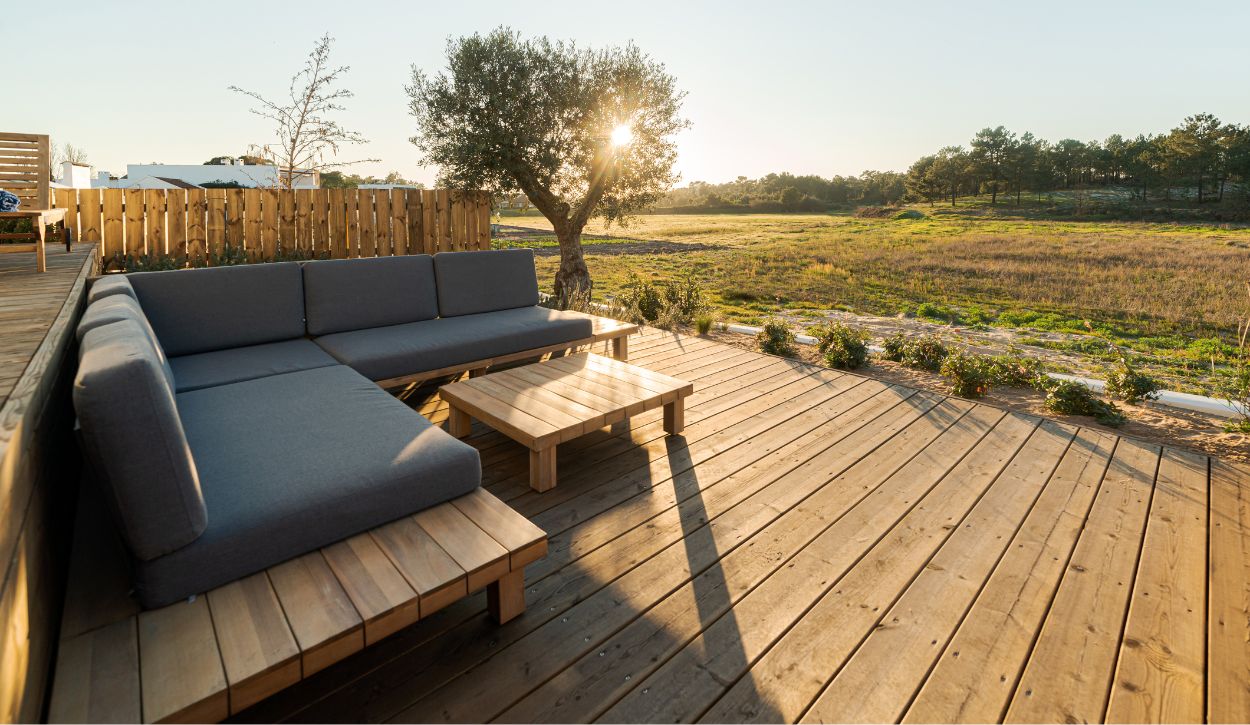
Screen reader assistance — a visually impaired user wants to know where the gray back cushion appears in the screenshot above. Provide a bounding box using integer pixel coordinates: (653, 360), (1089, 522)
(87, 275), (138, 304)
(77, 295), (175, 391)
(74, 319), (207, 560)
(303, 256), (439, 335)
(127, 262), (306, 356)
(433, 249), (540, 317)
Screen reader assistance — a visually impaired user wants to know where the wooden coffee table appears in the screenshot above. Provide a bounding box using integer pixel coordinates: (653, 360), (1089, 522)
(440, 352), (694, 492)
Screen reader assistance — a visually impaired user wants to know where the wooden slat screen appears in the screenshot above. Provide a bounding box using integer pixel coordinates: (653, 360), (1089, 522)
(51, 188), (492, 269)
(0, 132), (50, 209)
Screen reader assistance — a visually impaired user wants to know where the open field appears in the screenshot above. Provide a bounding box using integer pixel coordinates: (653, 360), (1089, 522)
(506, 211), (1250, 396)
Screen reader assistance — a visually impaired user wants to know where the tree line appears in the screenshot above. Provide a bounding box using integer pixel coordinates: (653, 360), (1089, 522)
(659, 113), (1250, 212)
(907, 113), (1250, 207)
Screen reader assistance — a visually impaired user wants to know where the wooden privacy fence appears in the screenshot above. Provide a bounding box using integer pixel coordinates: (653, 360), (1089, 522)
(52, 188), (493, 266)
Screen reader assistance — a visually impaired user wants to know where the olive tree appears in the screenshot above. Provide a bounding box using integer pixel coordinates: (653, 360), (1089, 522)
(406, 28), (687, 302)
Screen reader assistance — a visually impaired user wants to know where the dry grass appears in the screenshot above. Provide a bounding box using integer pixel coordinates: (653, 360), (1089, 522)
(520, 212), (1250, 338)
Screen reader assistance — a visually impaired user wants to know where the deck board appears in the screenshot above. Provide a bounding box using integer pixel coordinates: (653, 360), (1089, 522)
(232, 328), (1250, 724)
(48, 325), (1250, 724)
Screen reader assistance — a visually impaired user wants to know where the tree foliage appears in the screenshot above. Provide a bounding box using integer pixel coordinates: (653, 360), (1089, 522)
(659, 113), (1250, 213)
(406, 27), (688, 300)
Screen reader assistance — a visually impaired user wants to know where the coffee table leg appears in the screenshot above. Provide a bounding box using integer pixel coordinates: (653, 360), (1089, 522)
(663, 398), (685, 435)
(529, 447), (556, 492)
(447, 404), (471, 438)
(612, 335), (628, 361)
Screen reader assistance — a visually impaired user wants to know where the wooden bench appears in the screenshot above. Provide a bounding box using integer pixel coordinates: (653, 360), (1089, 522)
(0, 132), (67, 272)
(48, 486), (546, 723)
(374, 313), (637, 390)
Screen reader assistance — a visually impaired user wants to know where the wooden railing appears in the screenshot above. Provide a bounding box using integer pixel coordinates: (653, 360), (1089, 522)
(52, 188), (492, 267)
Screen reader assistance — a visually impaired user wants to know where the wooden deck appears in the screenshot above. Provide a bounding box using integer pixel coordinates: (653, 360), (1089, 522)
(0, 243), (96, 721)
(0, 243), (95, 406)
(227, 328), (1250, 724)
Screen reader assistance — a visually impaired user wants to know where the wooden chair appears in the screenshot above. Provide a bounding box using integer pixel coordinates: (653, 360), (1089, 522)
(0, 132), (67, 272)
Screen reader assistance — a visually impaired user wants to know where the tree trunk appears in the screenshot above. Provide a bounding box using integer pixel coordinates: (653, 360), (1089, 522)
(552, 221), (591, 307)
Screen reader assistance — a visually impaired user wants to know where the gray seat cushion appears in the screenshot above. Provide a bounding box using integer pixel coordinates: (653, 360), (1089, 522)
(303, 255), (439, 335)
(169, 339), (340, 392)
(313, 306), (595, 381)
(74, 319), (207, 561)
(133, 365), (481, 607)
(127, 262), (307, 356)
(77, 294), (175, 392)
(87, 274), (138, 304)
(433, 249), (540, 317)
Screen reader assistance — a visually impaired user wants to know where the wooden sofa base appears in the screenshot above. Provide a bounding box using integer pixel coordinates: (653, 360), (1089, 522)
(49, 487), (546, 723)
(373, 313), (637, 390)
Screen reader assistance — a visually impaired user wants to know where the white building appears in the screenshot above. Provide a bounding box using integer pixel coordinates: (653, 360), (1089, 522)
(92, 158), (320, 189)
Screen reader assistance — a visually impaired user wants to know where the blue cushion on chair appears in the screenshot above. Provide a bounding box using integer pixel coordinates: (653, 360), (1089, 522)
(132, 365), (482, 607)
(303, 255), (439, 335)
(127, 262), (307, 356)
(433, 248), (540, 317)
(74, 319), (207, 561)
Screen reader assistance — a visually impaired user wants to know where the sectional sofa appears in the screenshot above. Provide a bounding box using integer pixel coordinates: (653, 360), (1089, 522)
(73, 249), (604, 608)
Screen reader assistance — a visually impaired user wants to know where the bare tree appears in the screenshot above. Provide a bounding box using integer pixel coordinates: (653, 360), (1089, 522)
(50, 142), (89, 178)
(230, 34), (377, 189)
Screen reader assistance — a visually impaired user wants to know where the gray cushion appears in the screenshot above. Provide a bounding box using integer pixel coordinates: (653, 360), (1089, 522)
(127, 262), (307, 356)
(303, 255), (439, 336)
(169, 339), (340, 392)
(314, 306), (594, 381)
(132, 365), (481, 607)
(87, 275), (138, 304)
(77, 295), (175, 392)
(433, 249), (540, 317)
(74, 319), (207, 561)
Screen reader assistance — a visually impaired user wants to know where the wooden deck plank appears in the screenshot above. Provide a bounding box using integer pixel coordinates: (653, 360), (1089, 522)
(370, 514), (469, 616)
(412, 504), (510, 592)
(48, 618), (141, 724)
(321, 533), (420, 645)
(267, 552), (365, 677)
(639, 408), (1029, 724)
(1208, 458), (1250, 724)
(206, 573), (301, 714)
(138, 597), (229, 724)
(903, 429), (1118, 723)
(450, 487), (548, 569)
(393, 395), (970, 724)
(497, 396), (971, 723)
(1005, 437), (1162, 724)
(801, 420), (1077, 723)
(1106, 447), (1208, 723)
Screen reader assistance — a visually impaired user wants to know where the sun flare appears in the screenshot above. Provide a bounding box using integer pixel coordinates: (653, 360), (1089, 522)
(610, 123), (634, 146)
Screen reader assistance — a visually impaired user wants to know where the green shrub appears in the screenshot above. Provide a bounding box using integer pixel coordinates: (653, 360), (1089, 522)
(893, 209), (925, 220)
(880, 332), (909, 362)
(900, 334), (948, 371)
(986, 349), (1046, 387)
(662, 273), (706, 322)
(617, 273), (664, 323)
(940, 348), (993, 398)
(1104, 359), (1162, 404)
(614, 272), (707, 327)
(813, 322), (870, 370)
(694, 313), (715, 335)
(1036, 378), (1126, 426)
(756, 320), (797, 357)
(915, 302), (954, 323)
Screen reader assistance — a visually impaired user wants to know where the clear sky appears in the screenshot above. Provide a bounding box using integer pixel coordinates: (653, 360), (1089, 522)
(10, 0), (1249, 187)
